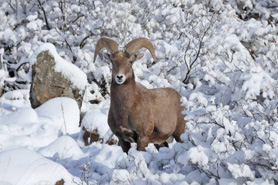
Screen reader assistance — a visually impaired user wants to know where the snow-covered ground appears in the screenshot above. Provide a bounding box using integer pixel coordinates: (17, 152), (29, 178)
(0, 92), (184, 185)
(1, 0), (278, 184)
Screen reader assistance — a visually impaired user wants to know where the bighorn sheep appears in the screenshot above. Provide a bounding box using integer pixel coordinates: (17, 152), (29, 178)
(94, 38), (185, 152)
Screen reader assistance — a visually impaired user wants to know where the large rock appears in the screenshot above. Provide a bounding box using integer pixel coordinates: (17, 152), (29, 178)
(30, 44), (87, 109)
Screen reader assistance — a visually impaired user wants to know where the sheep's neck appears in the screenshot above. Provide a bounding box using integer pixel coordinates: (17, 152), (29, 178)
(111, 77), (136, 109)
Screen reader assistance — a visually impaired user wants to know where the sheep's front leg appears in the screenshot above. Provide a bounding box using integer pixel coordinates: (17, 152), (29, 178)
(118, 137), (131, 153)
(137, 135), (149, 151)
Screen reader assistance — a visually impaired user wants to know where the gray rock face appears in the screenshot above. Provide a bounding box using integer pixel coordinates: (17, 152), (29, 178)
(0, 88), (3, 98)
(30, 51), (85, 109)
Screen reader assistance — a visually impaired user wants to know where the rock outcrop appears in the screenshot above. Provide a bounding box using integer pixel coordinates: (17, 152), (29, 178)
(30, 47), (87, 109)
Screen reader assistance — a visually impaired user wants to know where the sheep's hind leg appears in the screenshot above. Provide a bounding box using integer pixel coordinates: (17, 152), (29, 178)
(137, 136), (149, 151)
(154, 142), (169, 151)
(118, 137), (131, 153)
(173, 123), (185, 143)
(173, 133), (184, 143)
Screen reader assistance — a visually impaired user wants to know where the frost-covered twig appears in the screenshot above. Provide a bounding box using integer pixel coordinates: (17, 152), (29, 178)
(182, 38), (203, 84)
(190, 162), (220, 180)
(61, 99), (67, 134)
(247, 161), (278, 173)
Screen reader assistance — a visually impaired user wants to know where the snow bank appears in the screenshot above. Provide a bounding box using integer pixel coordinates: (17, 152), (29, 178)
(0, 96), (80, 151)
(0, 107), (38, 125)
(35, 97), (80, 135)
(0, 106), (57, 150)
(39, 135), (83, 160)
(0, 148), (80, 185)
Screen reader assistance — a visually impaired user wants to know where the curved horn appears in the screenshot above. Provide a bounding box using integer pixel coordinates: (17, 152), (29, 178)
(125, 38), (156, 62)
(93, 38), (119, 62)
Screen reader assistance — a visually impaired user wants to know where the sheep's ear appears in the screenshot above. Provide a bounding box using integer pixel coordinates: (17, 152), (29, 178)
(104, 53), (111, 61)
(135, 53), (144, 61)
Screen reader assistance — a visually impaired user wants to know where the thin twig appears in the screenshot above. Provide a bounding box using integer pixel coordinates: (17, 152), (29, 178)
(8, 0), (16, 11)
(190, 162), (220, 180)
(182, 15), (216, 84)
(247, 161), (278, 172)
(80, 32), (95, 48)
(37, 0), (51, 30)
(71, 14), (85, 24)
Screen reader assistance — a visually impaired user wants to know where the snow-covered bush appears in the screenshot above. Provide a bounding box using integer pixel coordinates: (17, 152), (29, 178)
(176, 62), (278, 183)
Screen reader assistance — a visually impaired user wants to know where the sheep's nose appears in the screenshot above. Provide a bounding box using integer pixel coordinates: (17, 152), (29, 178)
(117, 74), (124, 80)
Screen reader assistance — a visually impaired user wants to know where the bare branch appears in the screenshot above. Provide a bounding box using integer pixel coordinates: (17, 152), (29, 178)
(0, 53), (2, 70)
(8, 0), (16, 11)
(265, 4), (278, 8)
(247, 161), (278, 172)
(64, 38), (73, 53)
(190, 162), (220, 180)
(71, 14), (85, 24)
(80, 32), (95, 48)
(182, 38), (203, 84)
(37, 0), (51, 30)
(182, 15), (217, 84)
(54, 27), (76, 63)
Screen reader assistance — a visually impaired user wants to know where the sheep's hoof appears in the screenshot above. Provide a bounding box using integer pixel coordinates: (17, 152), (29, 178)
(55, 179), (64, 185)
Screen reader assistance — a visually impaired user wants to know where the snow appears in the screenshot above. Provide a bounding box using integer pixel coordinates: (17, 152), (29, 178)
(39, 135), (84, 160)
(26, 19), (43, 31)
(0, 96), (81, 151)
(35, 97), (80, 135)
(80, 107), (109, 137)
(178, 146), (209, 167)
(0, 148), (79, 185)
(227, 163), (255, 180)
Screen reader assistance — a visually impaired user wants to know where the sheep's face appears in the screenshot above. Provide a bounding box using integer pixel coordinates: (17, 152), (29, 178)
(105, 51), (144, 85)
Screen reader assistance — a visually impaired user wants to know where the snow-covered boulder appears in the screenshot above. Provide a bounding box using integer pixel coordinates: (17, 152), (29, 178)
(78, 107), (117, 147)
(0, 148), (81, 185)
(0, 106), (57, 150)
(35, 97), (80, 135)
(29, 43), (87, 109)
